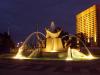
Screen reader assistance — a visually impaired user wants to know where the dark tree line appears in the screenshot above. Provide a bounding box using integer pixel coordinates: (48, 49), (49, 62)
(61, 32), (88, 48)
(0, 32), (15, 53)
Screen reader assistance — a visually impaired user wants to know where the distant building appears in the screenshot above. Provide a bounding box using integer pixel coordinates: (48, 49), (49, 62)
(76, 5), (100, 47)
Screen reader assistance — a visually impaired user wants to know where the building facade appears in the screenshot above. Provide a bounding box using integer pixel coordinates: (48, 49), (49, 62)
(76, 5), (100, 47)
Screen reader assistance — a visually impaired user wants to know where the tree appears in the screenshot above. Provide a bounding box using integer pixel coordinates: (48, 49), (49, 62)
(70, 36), (77, 48)
(0, 32), (15, 53)
(76, 32), (87, 47)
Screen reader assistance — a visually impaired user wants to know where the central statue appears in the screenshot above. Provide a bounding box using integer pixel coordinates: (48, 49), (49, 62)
(42, 21), (64, 53)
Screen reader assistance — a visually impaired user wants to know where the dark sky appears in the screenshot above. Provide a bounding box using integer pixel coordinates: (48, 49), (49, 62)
(0, 0), (100, 42)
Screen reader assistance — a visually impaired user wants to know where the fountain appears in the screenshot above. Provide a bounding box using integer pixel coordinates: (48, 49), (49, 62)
(13, 21), (96, 61)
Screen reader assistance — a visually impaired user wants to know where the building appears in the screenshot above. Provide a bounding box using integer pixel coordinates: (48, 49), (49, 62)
(76, 5), (100, 47)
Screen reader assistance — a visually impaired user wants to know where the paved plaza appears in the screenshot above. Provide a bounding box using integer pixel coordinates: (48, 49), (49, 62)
(0, 59), (100, 75)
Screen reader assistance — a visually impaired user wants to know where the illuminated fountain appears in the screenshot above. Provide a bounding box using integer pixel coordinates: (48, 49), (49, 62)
(13, 21), (96, 60)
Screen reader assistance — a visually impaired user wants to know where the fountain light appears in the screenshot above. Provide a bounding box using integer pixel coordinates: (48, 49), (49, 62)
(12, 22), (97, 61)
(50, 50), (58, 52)
(13, 47), (30, 60)
(85, 54), (96, 60)
(65, 47), (96, 61)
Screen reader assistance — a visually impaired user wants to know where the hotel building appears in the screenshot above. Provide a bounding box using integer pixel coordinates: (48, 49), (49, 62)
(76, 5), (100, 47)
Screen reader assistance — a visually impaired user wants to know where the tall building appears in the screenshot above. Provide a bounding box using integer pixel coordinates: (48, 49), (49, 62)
(76, 5), (100, 47)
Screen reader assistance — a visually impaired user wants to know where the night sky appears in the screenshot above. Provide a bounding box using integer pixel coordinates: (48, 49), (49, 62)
(0, 0), (100, 42)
